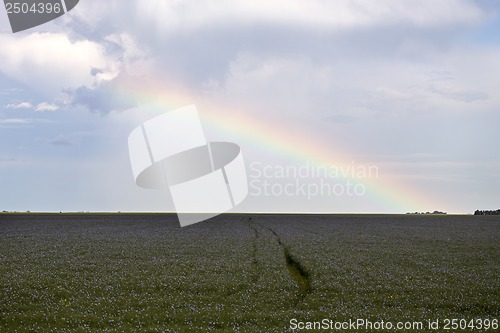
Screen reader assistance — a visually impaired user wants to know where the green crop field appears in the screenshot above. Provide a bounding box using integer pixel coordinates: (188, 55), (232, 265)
(0, 214), (499, 332)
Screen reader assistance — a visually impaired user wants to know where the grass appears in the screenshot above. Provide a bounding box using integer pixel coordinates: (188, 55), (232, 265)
(0, 213), (499, 332)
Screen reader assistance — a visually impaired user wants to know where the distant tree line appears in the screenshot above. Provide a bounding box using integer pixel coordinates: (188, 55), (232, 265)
(474, 209), (500, 215)
(406, 211), (447, 215)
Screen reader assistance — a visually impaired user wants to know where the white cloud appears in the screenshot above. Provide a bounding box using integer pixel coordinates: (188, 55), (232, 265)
(0, 88), (24, 95)
(0, 118), (54, 125)
(0, 118), (32, 124)
(135, 0), (485, 34)
(1, 0), (486, 111)
(71, 0), (486, 39)
(5, 102), (32, 109)
(35, 102), (59, 112)
(205, 55), (336, 121)
(201, 38), (500, 147)
(0, 32), (113, 97)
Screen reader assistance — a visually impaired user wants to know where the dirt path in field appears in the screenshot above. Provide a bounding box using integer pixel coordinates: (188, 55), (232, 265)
(248, 217), (312, 306)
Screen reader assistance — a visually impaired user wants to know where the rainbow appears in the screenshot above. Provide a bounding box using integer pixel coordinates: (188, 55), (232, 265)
(114, 78), (448, 214)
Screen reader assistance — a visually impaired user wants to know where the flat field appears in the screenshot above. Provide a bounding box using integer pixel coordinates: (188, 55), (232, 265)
(0, 214), (499, 332)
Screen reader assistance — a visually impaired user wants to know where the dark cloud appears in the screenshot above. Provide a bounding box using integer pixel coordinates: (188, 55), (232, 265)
(69, 72), (138, 114)
(90, 67), (104, 76)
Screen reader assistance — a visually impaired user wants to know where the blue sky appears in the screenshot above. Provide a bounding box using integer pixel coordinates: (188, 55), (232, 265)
(0, 1), (499, 213)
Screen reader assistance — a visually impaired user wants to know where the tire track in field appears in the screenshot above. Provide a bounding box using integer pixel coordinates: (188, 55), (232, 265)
(251, 218), (312, 306)
(246, 217), (260, 283)
(225, 217), (260, 297)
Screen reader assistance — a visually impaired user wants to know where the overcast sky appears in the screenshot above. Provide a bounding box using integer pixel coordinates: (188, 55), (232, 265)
(0, 1), (499, 214)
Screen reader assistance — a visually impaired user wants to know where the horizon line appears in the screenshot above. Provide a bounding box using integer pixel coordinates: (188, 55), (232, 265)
(0, 211), (470, 215)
